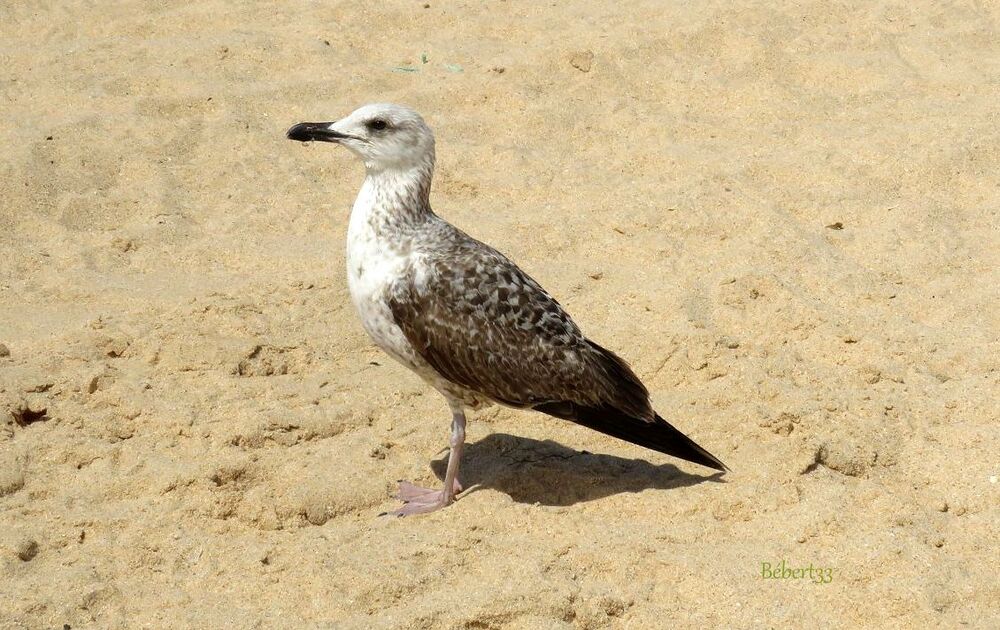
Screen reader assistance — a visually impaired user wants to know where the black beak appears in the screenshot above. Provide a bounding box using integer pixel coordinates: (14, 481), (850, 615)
(286, 122), (351, 143)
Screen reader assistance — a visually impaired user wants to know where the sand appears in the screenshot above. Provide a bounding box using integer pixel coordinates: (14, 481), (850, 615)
(1, 1), (998, 628)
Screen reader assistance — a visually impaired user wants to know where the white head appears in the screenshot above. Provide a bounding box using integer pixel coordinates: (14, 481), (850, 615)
(287, 103), (434, 173)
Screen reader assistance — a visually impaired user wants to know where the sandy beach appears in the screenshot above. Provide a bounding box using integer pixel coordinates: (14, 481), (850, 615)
(1, 1), (998, 628)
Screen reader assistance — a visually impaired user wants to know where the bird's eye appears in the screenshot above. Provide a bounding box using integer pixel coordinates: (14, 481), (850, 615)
(369, 119), (388, 131)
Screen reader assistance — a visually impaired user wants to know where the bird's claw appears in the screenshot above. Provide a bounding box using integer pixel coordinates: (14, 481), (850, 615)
(386, 479), (463, 516)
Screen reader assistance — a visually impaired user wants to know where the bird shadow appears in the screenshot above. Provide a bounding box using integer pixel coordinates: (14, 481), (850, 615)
(429, 432), (725, 507)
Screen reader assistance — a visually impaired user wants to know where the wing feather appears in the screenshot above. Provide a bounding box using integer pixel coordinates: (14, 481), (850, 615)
(387, 235), (653, 420)
(385, 223), (727, 472)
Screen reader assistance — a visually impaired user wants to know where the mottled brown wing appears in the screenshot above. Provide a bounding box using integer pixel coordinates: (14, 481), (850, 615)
(387, 244), (653, 420)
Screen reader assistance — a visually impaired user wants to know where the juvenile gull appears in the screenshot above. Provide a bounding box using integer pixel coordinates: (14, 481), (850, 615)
(286, 103), (727, 516)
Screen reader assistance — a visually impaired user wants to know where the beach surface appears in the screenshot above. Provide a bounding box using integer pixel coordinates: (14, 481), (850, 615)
(1, 1), (998, 628)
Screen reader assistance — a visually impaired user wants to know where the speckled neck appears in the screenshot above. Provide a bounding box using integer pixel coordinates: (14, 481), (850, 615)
(360, 157), (436, 233)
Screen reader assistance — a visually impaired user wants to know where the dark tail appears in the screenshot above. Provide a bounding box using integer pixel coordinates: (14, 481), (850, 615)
(535, 402), (729, 472)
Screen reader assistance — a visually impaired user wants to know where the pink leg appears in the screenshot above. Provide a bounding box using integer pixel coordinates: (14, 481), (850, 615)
(387, 406), (466, 517)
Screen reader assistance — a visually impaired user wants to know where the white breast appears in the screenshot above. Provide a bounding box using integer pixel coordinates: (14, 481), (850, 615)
(345, 180), (418, 367)
(342, 175), (490, 409)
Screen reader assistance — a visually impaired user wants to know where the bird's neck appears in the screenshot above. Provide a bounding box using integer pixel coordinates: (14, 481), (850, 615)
(355, 161), (435, 232)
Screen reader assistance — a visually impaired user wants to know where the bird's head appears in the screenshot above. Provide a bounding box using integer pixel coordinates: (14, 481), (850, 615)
(286, 103), (434, 173)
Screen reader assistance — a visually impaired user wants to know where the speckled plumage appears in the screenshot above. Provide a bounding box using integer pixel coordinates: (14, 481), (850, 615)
(386, 224), (653, 418)
(287, 103), (727, 515)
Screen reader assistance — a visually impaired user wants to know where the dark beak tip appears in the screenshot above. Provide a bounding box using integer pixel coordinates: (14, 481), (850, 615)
(286, 121), (345, 143)
(286, 123), (313, 142)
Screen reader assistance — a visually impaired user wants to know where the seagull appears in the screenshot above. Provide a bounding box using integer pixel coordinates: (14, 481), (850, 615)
(286, 103), (727, 516)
